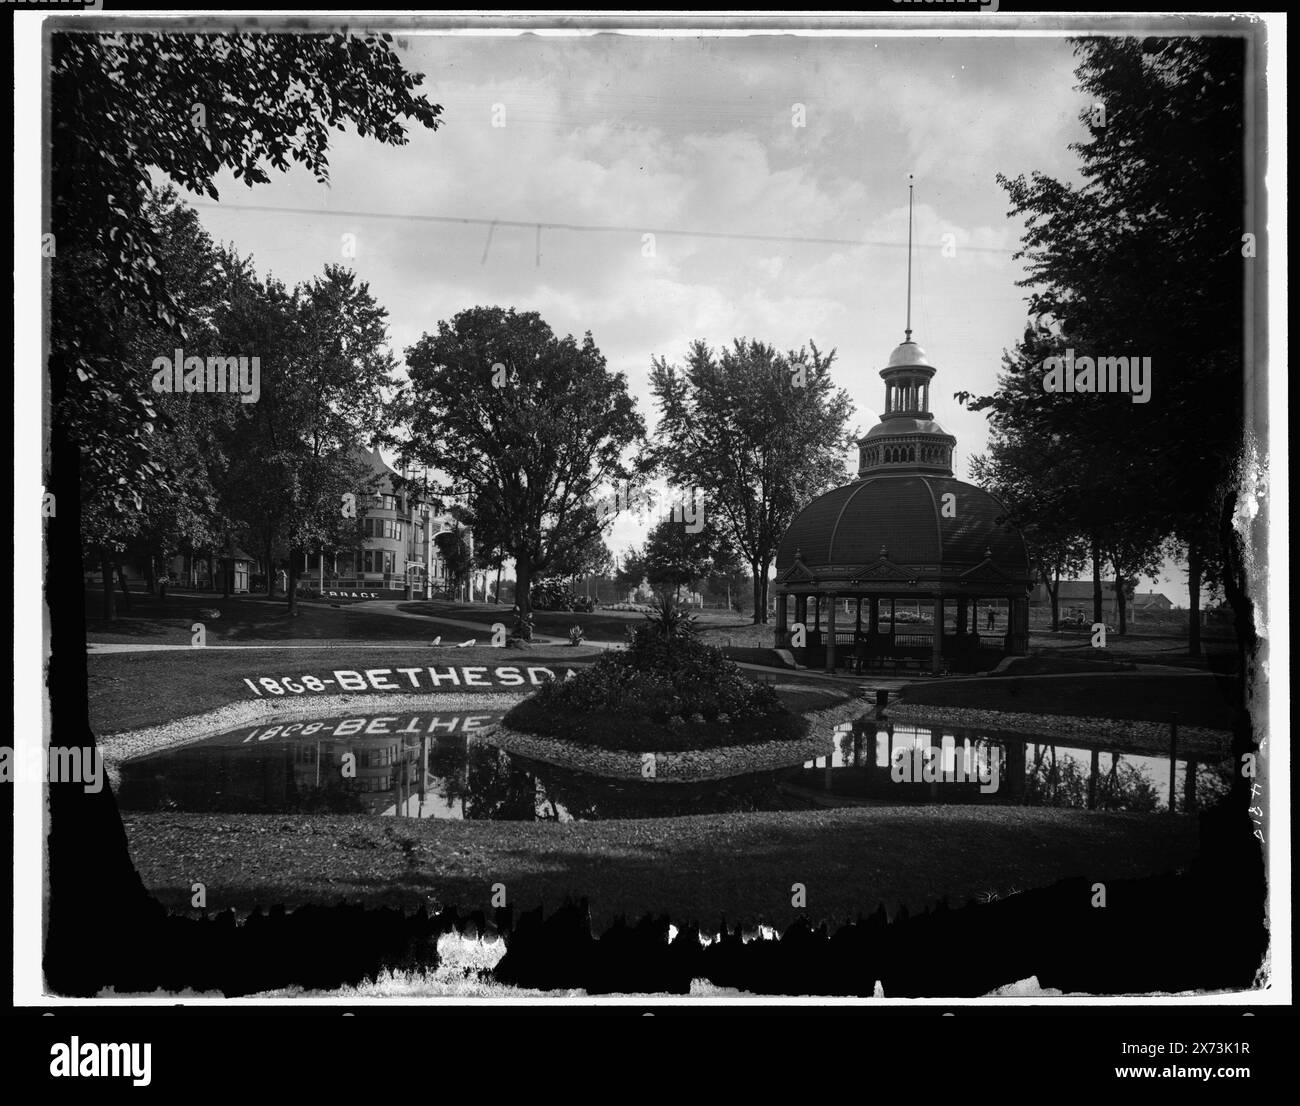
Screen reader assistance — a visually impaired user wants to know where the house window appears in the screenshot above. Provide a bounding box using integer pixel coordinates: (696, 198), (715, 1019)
(362, 550), (395, 574)
(364, 518), (403, 540)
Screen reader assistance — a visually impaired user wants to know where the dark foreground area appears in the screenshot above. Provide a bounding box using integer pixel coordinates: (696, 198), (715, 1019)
(121, 804), (1199, 932)
(44, 799), (1265, 999)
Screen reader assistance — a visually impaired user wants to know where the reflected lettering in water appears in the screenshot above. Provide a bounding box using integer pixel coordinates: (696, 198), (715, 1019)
(116, 711), (796, 822)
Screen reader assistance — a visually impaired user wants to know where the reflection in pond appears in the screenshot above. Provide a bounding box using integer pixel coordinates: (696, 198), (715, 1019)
(115, 711), (1234, 822)
(797, 718), (1233, 813)
(115, 711), (798, 822)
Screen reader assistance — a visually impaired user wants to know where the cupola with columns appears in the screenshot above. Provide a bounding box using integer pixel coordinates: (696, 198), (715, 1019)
(857, 335), (957, 476)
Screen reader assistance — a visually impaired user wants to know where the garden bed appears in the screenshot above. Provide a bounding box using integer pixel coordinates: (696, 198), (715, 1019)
(500, 697), (810, 753)
(484, 697), (865, 781)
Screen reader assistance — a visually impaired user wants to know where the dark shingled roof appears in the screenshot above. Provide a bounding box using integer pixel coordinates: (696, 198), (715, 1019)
(775, 475), (1030, 581)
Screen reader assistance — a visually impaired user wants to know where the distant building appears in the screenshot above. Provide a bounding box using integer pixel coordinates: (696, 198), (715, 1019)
(1031, 581), (1171, 621)
(310, 445), (470, 599)
(89, 445), (472, 598)
(1132, 590), (1173, 613)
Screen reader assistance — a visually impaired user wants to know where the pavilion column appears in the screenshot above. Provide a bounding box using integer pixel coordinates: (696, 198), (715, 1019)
(931, 596), (944, 675)
(795, 594), (807, 630)
(826, 593), (838, 673)
(855, 598), (863, 637)
(775, 592), (788, 645)
(1008, 595), (1029, 655)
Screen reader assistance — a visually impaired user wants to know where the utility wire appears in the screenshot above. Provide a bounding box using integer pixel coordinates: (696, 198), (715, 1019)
(191, 200), (1016, 254)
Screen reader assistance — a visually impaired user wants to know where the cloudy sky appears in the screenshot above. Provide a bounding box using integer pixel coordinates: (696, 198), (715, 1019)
(186, 30), (1192, 603)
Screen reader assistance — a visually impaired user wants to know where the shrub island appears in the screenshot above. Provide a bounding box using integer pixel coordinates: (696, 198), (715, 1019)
(501, 596), (811, 754)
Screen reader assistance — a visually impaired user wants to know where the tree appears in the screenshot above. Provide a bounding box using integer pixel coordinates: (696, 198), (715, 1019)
(702, 547), (748, 613)
(985, 37), (1244, 653)
(471, 532), (510, 604)
(650, 339), (853, 624)
(395, 307), (645, 638)
(43, 30), (444, 994)
(642, 512), (720, 599)
(960, 319), (1163, 634)
(550, 530), (613, 596)
(968, 410), (1089, 633)
(51, 31), (443, 523)
(213, 264), (394, 613)
(615, 546), (648, 600)
(79, 188), (236, 617)
(434, 527), (473, 599)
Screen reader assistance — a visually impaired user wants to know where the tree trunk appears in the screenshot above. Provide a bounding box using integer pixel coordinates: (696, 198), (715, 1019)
(100, 549), (116, 622)
(144, 555), (156, 596)
(1187, 537), (1203, 657)
(222, 557), (231, 599)
(207, 552), (216, 593)
(514, 552), (535, 639)
(1091, 536), (1103, 625)
(1114, 568), (1128, 635)
(116, 563), (132, 612)
(758, 562), (772, 624)
(495, 563), (502, 604)
(265, 538), (275, 597)
(750, 565), (763, 625)
(1219, 492), (1255, 813)
(287, 549), (299, 616)
(1049, 563), (1061, 631)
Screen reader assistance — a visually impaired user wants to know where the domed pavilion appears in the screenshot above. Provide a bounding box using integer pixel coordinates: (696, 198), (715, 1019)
(774, 330), (1032, 675)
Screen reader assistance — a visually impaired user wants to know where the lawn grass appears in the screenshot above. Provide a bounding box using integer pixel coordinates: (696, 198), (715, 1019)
(899, 672), (1239, 730)
(86, 589), (479, 645)
(1027, 631), (1239, 671)
(87, 645), (599, 734)
(119, 804), (1200, 932)
(87, 645), (853, 735)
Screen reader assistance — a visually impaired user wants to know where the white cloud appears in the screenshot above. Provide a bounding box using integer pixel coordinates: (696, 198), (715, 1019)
(190, 32), (1099, 555)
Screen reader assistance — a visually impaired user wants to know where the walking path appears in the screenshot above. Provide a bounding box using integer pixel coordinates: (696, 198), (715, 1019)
(85, 599), (906, 692)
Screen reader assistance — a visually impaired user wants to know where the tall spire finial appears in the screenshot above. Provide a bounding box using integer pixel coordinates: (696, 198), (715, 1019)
(905, 174), (914, 342)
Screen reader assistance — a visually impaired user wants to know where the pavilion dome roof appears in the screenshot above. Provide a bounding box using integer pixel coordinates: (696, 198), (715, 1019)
(885, 339), (935, 371)
(775, 474), (1031, 588)
(863, 416), (953, 440)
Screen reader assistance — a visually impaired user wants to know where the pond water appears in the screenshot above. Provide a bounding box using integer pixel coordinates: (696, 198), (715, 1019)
(115, 711), (798, 822)
(115, 710), (1233, 822)
(798, 717), (1233, 813)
